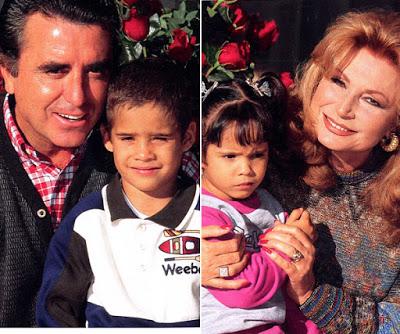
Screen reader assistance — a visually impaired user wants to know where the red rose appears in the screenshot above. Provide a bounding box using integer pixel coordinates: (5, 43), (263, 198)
(123, 8), (150, 42)
(122, 0), (138, 6)
(218, 41), (250, 70)
(202, 52), (208, 67)
(280, 72), (294, 89)
(252, 19), (279, 50)
(168, 29), (196, 63)
(229, 5), (249, 36)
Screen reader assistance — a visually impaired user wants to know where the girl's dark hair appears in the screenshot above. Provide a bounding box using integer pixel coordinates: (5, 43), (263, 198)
(202, 73), (287, 155)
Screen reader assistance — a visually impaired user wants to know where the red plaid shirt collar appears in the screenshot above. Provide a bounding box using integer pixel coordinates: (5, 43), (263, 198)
(181, 150), (199, 183)
(3, 95), (85, 229)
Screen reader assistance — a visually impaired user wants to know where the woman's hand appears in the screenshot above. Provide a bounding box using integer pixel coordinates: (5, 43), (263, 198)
(201, 225), (250, 289)
(259, 208), (316, 304)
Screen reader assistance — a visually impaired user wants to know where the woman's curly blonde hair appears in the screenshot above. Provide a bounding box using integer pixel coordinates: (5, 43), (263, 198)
(289, 10), (400, 245)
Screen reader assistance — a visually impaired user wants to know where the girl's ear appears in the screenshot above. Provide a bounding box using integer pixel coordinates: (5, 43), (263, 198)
(100, 123), (113, 152)
(182, 121), (197, 152)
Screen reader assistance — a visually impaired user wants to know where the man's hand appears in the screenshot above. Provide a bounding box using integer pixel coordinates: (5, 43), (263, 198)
(201, 225), (249, 289)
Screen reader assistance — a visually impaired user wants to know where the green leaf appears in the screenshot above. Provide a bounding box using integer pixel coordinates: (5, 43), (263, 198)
(154, 30), (166, 38)
(160, 17), (168, 30)
(218, 66), (235, 79)
(160, 12), (173, 19)
(181, 27), (193, 36)
(207, 6), (217, 18)
(173, 1), (186, 20)
(120, 40), (143, 64)
(203, 43), (220, 64)
(167, 17), (181, 30)
(186, 10), (198, 22)
(208, 70), (232, 82)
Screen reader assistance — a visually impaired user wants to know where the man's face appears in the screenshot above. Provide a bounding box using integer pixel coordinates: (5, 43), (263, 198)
(1, 13), (112, 155)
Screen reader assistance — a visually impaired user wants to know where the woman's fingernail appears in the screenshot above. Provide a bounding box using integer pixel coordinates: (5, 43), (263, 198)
(259, 229), (272, 240)
(261, 246), (272, 254)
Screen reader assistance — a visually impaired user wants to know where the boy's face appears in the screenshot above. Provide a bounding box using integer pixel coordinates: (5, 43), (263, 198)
(202, 125), (269, 200)
(104, 102), (195, 200)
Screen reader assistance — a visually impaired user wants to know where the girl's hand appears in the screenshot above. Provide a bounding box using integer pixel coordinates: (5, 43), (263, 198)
(259, 208), (316, 304)
(286, 208), (316, 241)
(201, 225), (250, 289)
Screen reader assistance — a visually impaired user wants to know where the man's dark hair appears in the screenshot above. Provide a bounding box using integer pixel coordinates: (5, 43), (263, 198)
(106, 57), (198, 136)
(0, 0), (121, 75)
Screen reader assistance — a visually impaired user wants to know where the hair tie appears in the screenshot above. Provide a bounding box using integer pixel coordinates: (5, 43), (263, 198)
(246, 78), (272, 97)
(201, 81), (218, 101)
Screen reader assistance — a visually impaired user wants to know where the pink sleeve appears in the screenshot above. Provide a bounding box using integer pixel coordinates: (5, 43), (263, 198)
(202, 206), (287, 308)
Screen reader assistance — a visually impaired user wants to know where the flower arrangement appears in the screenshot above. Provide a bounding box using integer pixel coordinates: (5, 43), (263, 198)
(202, 0), (292, 87)
(116, 0), (199, 67)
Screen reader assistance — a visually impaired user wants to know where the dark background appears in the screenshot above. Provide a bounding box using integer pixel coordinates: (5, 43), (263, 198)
(238, 0), (400, 74)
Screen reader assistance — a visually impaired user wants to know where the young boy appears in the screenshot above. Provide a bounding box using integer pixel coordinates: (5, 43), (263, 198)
(36, 58), (200, 327)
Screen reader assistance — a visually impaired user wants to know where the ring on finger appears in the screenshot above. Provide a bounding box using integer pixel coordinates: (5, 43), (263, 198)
(291, 250), (304, 263)
(218, 266), (229, 278)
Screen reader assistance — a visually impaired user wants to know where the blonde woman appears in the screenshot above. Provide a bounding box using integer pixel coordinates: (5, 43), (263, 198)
(202, 10), (400, 333)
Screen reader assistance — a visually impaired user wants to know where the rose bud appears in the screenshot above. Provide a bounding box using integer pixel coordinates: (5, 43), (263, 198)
(123, 8), (150, 42)
(280, 72), (294, 89)
(168, 29), (196, 63)
(218, 40), (250, 70)
(229, 5), (249, 36)
(202, 52), (208, 67)
(252, 19), (279, 50)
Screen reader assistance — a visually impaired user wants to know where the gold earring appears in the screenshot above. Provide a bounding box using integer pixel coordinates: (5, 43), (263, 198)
(381, 132), (399, 152)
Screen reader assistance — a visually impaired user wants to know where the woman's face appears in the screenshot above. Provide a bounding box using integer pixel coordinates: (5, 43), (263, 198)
(310, 48), (399, 166)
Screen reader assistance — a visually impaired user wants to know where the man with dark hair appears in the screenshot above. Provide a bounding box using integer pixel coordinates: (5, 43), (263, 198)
(36, 58), (200, 327)
(0, 0), (120, 326)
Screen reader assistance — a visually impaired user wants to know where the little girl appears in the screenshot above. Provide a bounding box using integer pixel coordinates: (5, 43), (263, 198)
(201, 74), (319, 334)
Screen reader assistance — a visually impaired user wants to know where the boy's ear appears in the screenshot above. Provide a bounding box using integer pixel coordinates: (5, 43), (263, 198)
(100, 123), (114, 153)
(0, 65), (16, 94)
(182, 121), (197, 152)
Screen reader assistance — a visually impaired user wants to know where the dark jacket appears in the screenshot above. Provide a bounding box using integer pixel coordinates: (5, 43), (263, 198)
(0, 95), (115, 326)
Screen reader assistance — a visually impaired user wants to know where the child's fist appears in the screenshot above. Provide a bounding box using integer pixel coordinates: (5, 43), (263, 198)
(286, 208), (316, 241)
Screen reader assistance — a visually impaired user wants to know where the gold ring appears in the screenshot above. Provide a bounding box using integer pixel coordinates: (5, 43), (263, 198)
(292, 250), (304, 263)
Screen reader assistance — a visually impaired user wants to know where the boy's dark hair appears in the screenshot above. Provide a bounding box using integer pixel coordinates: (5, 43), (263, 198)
(0, 0), (121, 75)
(202, 73), (287, 155)
(106, 57), (197, 136)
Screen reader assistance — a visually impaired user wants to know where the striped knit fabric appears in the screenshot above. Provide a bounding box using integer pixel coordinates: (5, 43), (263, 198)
(265, 151), (400, 334)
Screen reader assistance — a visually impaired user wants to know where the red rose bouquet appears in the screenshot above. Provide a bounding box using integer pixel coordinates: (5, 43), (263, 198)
(116, 0), (199, 66)
(203, 0), (291, 85)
